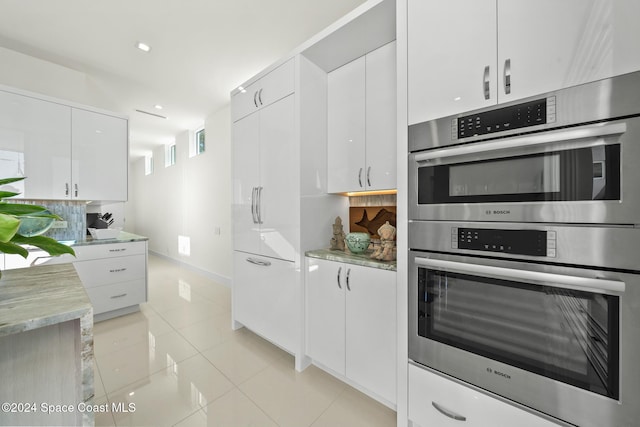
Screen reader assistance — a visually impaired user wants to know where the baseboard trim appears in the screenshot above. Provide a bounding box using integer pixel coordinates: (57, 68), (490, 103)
(148, 250), (231, 287)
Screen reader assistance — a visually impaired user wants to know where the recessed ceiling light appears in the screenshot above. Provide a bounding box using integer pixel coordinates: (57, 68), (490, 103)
(136, 42), (151, 52)
(154, 105), (163, 110)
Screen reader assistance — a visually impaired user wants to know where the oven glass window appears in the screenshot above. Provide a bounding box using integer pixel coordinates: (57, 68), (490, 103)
(417, 268), (619, 399)
(418, 145), (620, 204)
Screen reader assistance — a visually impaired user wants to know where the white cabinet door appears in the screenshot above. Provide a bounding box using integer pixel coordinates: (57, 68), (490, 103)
(327, 56), (366, 193)
(71, 108), (128, 201)
(306, 257), (346, 375)
(259, 95), (297, 262)
(231, 58), (295, 122)
(0, 90), (71, 199)
(407, 0), (497, 125)
(409, 364), (560, 427)
(498, 0), (640, 103)
(345, 264), (396, 404)
(233, 251), (298, 353)
(232, 112), (261, 255)
(365, 41), (397, 191)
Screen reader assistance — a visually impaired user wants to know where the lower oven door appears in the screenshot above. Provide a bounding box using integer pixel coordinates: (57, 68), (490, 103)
(408, 250), (639, 427)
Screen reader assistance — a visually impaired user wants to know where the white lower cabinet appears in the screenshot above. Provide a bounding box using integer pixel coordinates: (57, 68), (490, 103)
(306, 257), (396, 405)
(233, 251), (298, 354)
(408, 364), (561, 427)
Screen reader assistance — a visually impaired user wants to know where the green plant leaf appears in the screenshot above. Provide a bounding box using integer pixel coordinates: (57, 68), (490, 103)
(0, 203), (47, 216)
(0, 177), (26, 186)
(0, 241), (29, 258)
(0, 213), (20, 243)
(0, 191), (20, 200)
(10, 235), (76, 257)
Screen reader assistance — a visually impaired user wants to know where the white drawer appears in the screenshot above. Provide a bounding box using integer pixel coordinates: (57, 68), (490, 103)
(73, 254), (146, 288)
(73, 241), (147, 261)
(408, 364), (560, 427)
(86, 279), (146, 315)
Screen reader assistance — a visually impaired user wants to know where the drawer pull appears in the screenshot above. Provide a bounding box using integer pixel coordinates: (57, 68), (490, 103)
(109, 248), (127, 252)
(109, 268), (127, 273)
(432, 402), (467, 421)
(246, 257), (271, 267)
(110, 293), (127, 299)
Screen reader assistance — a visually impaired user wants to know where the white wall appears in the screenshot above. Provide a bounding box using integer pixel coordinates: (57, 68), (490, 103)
(129, 106), (232, 285)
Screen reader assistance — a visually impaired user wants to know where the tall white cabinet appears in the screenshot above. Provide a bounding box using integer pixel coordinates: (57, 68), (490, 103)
(0, 86), (128, 201)
(327, 41), (397, 193)
(408, 0), (640, 124)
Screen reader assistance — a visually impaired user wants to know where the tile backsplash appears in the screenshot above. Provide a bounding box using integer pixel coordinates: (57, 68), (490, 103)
(13, 200), (86, 241)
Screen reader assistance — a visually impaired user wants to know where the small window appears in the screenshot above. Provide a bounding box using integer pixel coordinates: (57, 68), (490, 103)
(165, 144), (176, 167)
(195, 128), (205, 155)
(144, 155), (154, 175)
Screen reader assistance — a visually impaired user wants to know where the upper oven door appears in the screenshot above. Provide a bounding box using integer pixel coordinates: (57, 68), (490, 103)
(409, 117), (640, 224)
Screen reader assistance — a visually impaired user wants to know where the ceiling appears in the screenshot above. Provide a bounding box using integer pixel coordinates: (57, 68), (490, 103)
(0, 0), (366, 158)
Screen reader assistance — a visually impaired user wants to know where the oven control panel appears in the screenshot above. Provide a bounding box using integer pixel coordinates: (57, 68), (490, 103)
(452, 96), (556, 140)
(452, 227), (556, 257)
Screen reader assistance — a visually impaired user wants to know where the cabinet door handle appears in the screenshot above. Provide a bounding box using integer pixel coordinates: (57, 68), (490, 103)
(258, 88), (263, 105)
(109, 268), (127, 273)
(503, 58), (511, 95)
(432, 402), (467, 421)
(253, 91), (258, 108)
(257, 186), (263, 224)
(74, 183), (79, 197)
(65, 183), (70, 196)
(337, 266), (342, 289)
(483, 65), (490, 100)
(366, 166), (371, 187)
(358, 168), (363, 188)
(110, 293), (127, 299)
(246, 257), (271, 267)
(251, 187), (258, 224)
(346, 268), (351, 291)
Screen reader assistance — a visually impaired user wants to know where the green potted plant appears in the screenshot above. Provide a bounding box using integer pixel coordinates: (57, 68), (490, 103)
(0, 177), (75, 269)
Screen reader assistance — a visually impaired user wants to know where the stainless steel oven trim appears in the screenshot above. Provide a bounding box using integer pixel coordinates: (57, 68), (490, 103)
(408, 249), (639, 427)
(414, 256), (625, 294)
(413, 122), (626, 165)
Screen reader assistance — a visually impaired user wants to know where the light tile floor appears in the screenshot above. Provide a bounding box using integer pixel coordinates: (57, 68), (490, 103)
(94, 254), (397, 427)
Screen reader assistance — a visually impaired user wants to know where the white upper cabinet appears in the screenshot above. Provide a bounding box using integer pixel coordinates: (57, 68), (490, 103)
(408, 0), (640, 125)
(0, 90), (71, 199)
(328, 41), (397, 193)
(71, 108), (128, 201)
(231, 58), (295, 122)
(0, 87), (128, 201)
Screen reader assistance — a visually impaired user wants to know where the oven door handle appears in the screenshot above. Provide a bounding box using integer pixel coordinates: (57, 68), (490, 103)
(413, 122), (626, 164)
(414, 257), (625, 294)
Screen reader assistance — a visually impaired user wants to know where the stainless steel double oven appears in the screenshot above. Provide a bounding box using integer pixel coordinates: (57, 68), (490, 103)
(408, 72), (640, 427)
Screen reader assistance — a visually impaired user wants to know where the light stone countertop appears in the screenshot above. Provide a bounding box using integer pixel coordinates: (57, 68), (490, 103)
(71, 230), (149, 247)
(306, 248), (397, 271)
(0, 263), (94, 425)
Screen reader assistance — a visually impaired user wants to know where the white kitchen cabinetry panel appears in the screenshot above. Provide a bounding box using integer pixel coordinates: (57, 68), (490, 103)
(231, 58), (295, 122)
(233, 251), (298, 353)
(73, 254), (146, 288)
(0, 90), (72, 199)
(71, 108), (128, 201)
(328, 42), (397, 193)
(407, 0), (497, 124)
(327, 56), (366, 193)
(85, 279), (146, 315)
(306, 257), (396, 405)
(232, 95), (297, 262)
(408, 0), (640, 125)
(408, 364), (560, 427)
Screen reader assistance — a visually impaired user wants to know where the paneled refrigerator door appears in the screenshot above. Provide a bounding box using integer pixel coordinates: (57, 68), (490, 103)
(258, 95), (297, 262)
(232, 112), (261, 255)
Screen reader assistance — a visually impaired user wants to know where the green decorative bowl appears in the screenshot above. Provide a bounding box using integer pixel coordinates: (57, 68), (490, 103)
(17, 210), (55, 237)
(345, 232), (371, 254)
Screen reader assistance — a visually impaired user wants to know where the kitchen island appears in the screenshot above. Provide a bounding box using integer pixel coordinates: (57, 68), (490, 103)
(0, 264), (94, 426)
